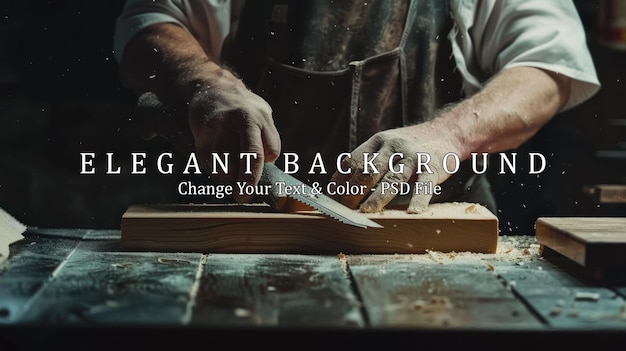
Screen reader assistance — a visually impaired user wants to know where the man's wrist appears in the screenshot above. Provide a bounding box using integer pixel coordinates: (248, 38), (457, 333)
(177, 62), (245, 104)
(426, 108), (475, 161)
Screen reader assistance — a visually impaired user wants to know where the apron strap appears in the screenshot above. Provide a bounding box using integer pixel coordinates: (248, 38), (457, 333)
(399, 0), (419, 127)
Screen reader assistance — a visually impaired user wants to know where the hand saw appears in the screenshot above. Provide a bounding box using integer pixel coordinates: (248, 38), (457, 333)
(260, 162), (382, 228)
(134, 92), (383, 229)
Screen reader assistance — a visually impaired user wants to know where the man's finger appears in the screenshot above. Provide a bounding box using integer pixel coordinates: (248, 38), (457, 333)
(338, 144), (396, 209)
(234, 125), (265, 203)
(330, 135), (383, 185)
(261, 124), (281, 163)
(407, 172), (437, 214)
(359, 158), (416, 213)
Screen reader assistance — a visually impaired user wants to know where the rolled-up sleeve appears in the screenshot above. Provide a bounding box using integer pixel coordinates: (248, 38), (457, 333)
(113, 0), (231, 64)
(449, 0), (601, 111)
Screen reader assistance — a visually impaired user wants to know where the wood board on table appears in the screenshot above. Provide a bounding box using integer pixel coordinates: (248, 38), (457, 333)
(535, 217), (626, 281)
(120, 202), (498, 254)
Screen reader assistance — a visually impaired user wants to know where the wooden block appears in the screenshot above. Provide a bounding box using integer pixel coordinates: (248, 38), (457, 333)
(582, 184), (626, 204)
(120, 202), (498, 254)
(536, 217), (626, 270)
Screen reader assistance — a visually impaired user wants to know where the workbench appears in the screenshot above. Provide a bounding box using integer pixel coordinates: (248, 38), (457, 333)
(1, 228), (626, 350)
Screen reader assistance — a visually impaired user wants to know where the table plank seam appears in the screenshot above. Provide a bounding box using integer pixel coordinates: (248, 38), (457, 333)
(492, 268), (550, 328)
(182, 254), (207, 325)
(342, 259), (372, 327)
(16, 244), (80, 321)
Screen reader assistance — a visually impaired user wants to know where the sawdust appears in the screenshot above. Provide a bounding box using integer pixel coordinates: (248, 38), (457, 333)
(412, 296), (454, 312)
(336, 236), (541, 267)
(421, 235), (542, 265)
(337, 252), (349, 274)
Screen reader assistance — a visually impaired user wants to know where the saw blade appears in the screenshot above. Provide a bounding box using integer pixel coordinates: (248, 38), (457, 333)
(261, 163), (383, 229)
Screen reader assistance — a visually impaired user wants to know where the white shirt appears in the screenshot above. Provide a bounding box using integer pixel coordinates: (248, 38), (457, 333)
(114, 0), (600, 111)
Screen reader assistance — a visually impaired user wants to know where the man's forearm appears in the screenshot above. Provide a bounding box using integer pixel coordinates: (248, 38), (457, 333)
(118, 22), (281, 193)
(433, 66), (572, 160)
(119, 22), (226, 104)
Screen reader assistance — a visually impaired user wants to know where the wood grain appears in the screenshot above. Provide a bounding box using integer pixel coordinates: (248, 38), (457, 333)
(21, 241), (203, 325)
(190, 254), (363, 327)
(0, 233), (81, 324)
(536, 217), (626, 270)
(347, 255), (542, 328)
(495, 259), (626, 328)
(120, 202), (498, 254)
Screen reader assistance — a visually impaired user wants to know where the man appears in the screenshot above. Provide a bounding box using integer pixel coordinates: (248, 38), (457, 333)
(113, 0), (600, 214)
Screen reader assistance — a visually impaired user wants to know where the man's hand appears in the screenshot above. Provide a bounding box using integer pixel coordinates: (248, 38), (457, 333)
(120, 23), (281, 203)
(331, 121), (462, 214)
(187, 72), (281, 202)
(331, 66), (571, 214)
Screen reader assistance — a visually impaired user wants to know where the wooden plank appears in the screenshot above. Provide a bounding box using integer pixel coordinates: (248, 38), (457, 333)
(583, 184), (626, 204)
(21, 241), (203, 325)
(23, 228), (91, 240)
(0, 258), (66, 324)
(536, 217), (626, 271)
(190, 254), (363, 327)
(0, 234), (81, 324)
(6, 231), (83, 259)
(120, 202), (498, 254)
(346, 254), (542, 328)
(83, 229), (122, 240)
(613, 287), (626, 301)
(494, 259), (626, 329)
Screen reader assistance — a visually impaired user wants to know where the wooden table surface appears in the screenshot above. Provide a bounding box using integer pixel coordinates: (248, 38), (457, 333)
(1, 228), (626, 350)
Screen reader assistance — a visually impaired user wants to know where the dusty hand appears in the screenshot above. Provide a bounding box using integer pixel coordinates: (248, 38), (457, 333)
(188, 71), (281, 202)
(330, 122), (462, 213)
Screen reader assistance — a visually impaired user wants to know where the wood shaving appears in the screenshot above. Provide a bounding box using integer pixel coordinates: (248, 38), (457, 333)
(575, 292), (600, 301)
(549, 308), (562, 317)
(337, 252), (349, 275)
(425, 249), (445, 264)
(234, 308), (252, 318)
(157, 257), (190, 265)
(112, 262), (132, 269)
(464, 204), (477, 214)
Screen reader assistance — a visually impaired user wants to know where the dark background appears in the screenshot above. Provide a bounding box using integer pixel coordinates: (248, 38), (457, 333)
(0, 0), (624, 233)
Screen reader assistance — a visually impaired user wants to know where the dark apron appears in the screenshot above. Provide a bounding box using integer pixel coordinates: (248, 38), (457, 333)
(223, 0), (496, 212)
